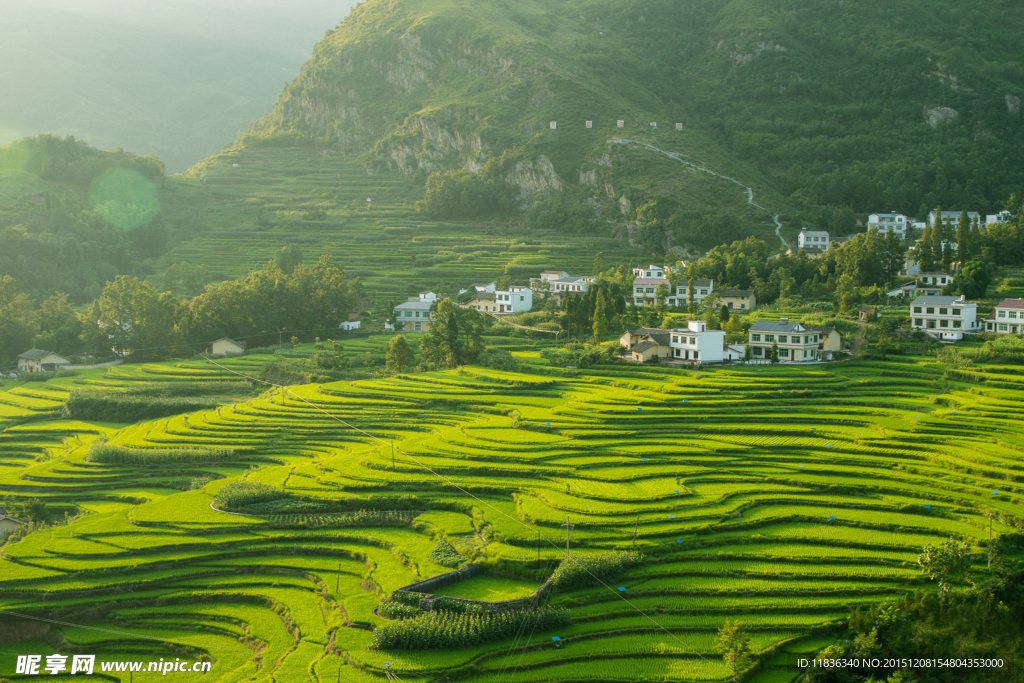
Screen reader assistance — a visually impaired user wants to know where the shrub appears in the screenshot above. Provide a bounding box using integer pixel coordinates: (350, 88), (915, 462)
(378, 599), (420, 620)
(430, 540), (465, 568)
(370, 606), (570, 650)
(87, 440), (241, 465)
(549, 550), (644, 591)
(66, 390), (222, 422)
(214, 481), (287, 511)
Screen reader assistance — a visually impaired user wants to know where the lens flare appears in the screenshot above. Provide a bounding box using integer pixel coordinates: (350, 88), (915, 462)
(89, 167), (159, 230)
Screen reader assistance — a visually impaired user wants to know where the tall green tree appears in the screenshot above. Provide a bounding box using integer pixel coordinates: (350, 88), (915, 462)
(0, 276), (38, 364)
(917, 223), (935, 272)
(715, 620), (752, 683)
(385, 335), (415, 374)
(770, 341), (779, 364)
(419, 298), (482, 370)
(918, 538), (972, 606)
(956, 210), (970, 265)
(931, 208), (944, 272)
(592, 292), (608, 343)
(687, 267), (696, 314)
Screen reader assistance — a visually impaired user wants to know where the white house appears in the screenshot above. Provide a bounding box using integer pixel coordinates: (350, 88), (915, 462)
(918, 272), (952, 288)
(669, 320), (726, 364)
(748, 319), (822, 363)
(986, 211), (1012, 226)
(493, 286), (533, 314)
(797, 229), (830, 253)
(549, 276), (591, 295)
(395, 297), (435, 332)
(632, 264), (669, 279)
(633, 277), (670, 305)
(927, 210), (980, 229)
(985, 298), (1024, 334)
(16, 349), (70, 373)
(868, 213), (909, 238)
(910, 295), (979, 341)
(210, 338), (246, 355)
(539, 271), (570, 282)
(339, 312), (361, 331)
(672, 279), (714, 308)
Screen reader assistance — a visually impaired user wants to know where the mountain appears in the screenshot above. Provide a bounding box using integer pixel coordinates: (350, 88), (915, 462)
(231, 0), (1024, 235)
(0, 0), (356, 174)
(4, 0), (1024, 303)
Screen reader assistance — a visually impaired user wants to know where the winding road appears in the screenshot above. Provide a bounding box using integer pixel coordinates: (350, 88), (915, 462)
(608, 139), (789, 250)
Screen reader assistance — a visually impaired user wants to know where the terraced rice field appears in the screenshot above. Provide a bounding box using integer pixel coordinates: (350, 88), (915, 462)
(1, 354), (1022, 682)
(160, 147), (646, 299)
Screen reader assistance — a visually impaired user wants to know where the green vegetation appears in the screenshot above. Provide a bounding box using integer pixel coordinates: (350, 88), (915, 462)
(1, 348), (1022, 680)
(432, 575), (538, 602)
(370, 606), (571, 650)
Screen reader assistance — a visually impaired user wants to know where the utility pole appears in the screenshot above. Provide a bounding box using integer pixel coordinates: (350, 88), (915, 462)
(632, 516), (639, 546)
(561, 516), (575, 560)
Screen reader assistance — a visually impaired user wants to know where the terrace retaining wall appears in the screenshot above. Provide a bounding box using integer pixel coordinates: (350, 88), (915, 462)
(392, 564), (553, 614)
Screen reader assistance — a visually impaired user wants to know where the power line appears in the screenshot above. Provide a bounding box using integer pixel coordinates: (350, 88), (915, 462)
(198, 354), (719, 667)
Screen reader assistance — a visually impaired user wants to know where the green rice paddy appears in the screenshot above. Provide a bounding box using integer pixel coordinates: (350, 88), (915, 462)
(1, 351), (1022, 682)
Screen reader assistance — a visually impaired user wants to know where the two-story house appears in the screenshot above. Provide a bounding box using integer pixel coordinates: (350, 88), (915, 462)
(633, 277), (670, 306)
(715, 289), (756, 311)
(395, 291), (437, 332)
(632, 264), (669, 279)
(748, 319), (822, 363)
(494, 286), (533, 314)
(797, 229), (830, 256)
(669, 321), (727, 364)
(867, 213), (909, 239)
(927, 210), (980, 228)
(619, 327), (672, 361)
(985, 298), (1024, 334)
(910, 295), (979, 341)
(670, 279), (714, 308)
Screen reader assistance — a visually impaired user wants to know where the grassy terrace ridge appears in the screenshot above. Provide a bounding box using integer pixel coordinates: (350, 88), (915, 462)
(1, 348), (1022, 682)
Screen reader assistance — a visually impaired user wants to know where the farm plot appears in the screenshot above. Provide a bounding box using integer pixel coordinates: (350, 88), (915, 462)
(0, 356), (1020, 683)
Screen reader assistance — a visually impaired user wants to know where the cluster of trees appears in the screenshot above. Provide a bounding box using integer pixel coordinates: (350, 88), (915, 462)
(370, 606), (571, 650)
(415, 148), (529, 219)
(0, 136), (169, 303)
(804, 537), (1024, 683)
(0, 253), (363, 367)
(915, 208), (984, 272)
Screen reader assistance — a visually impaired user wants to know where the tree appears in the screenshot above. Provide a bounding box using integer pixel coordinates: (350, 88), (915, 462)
(655, 281), (671, 308)
(743, 344), (752, 362)
(917, 223), (935, 272)
(831, 206), (856, 236)
(720, 304), (730, 324)
(919, 538), (972, 605)
(592, 252), (604, 277)
(715, 620), (752, 683)
(592, 292), (608, 343)
(385, 335), (415, 374)
(770, 341), (779, 364)
(23, 498), (48, 522)
(0, 276), (39, 365)
(956, 210), (970, 265)
(275, 245), (304, 275)
(949, 260), (993, 299)
(931, 208), (944, 271)
(876, 324), (893, 359)
(419, 299), (482, 370)
(687, 267), (696, 314)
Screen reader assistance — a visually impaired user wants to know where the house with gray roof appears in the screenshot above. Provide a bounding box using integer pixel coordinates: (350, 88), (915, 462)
(747, 318), (823, 363)
(986, 298), (1024, 335)
(910, 295), (979, 342)
(16, 349), (70, 373)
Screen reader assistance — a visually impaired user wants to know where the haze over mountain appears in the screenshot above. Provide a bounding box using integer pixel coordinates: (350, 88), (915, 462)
(0, 0), (358, 173)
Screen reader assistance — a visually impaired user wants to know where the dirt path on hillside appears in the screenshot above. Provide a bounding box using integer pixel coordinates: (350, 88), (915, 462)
(608, 139), (789, 250)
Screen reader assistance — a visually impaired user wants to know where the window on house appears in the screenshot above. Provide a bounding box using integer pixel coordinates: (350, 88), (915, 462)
(1010, 311), (1018, 319)
(690, 337), (696, 345)
(753, 347), (763, 356)
(766, 335), (775, 342)
(728, 302), (734, 309)
(646, 288), (654, 294)
(740, 303), (746, 309)
(914, 307), (922, 313)
(952, 308), (961, 316)
(672, 336), (678, 343)
(779, 335), (788, 343)
(939, 308), (948, 315)
(414, 322), (422, 331)
(953, 321), (961, 328)
(751, 334), (761, 342)
(700, 289), (708, 295)
(927, 320), (936, 329)
(914, 319), (922, 326)
(693, 351), (699, 360)
(926, 307), (935, 314)
(999, 324), (1008, 331)
(940, 320), (949, 328)
(998, 311), (1006, 318)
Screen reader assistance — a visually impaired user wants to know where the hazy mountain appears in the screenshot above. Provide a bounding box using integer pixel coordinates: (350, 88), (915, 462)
(0, 0), (358, 173)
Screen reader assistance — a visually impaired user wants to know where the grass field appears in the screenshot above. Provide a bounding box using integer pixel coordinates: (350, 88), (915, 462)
(1, 349), (1022, 683)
